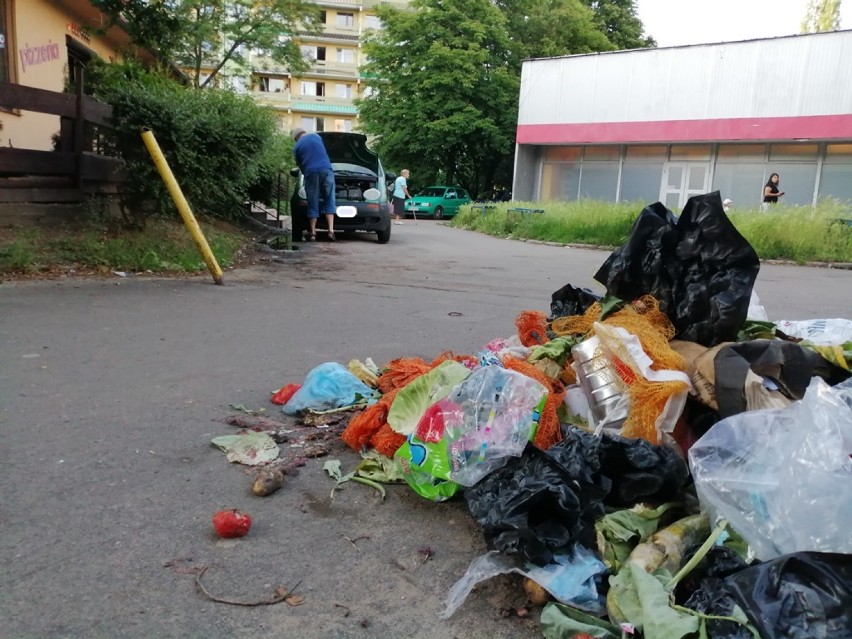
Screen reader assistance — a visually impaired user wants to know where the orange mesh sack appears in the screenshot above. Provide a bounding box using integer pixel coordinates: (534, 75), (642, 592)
(502, 356), (564, 450)
(590, 322), (690, 445)
(515, 310), (549, 347)
(341, 388), (401, 452)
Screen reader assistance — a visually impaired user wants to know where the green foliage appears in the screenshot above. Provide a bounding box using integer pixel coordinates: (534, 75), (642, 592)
(89, 61), (289, 225)
(0, 220), (247, 275)
(359, 0), (520, 197)
(91, 0), (322, 88)
(494, 0), (614, 64)
(452, 199), (852, 263)
(358, 0), (652, 198)
(580, 0), (657, 49)
(801, 0), (841, 32)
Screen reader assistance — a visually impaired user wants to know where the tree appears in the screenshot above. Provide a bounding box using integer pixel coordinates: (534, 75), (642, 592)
(801, 0), (841, 32)
(358, 0), (520, 197)
(579, 0), (656, 50)
(91, 0), (322, 88)
(494, 0), (615, 65)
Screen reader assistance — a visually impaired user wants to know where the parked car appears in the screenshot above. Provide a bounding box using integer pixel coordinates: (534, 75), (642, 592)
(290, 132), (393, 243)
(404, 186), (472, 219)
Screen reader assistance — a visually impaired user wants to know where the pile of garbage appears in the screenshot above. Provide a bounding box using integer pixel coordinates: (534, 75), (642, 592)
(219, 192), (852, 638)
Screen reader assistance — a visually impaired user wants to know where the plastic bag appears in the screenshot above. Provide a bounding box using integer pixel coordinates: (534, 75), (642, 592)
(395, 366), (547, 501)
(549, 282), (601, 321)
(464, 426), (690, 564)
(689, 378), (852, 561)
(775, 318), (852, 345)
(724, 551), (852, 639)
(593, 192), (760, 347)
(440, 545), (607, 619)
(282, 362), (376, 415)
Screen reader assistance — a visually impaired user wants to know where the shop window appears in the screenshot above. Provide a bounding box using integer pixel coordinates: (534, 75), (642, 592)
(544, 146), (581, 161)
(670, 144), (711, 160)
(625, 145), (667, 161)
(580, 163), (619, 200)
(769, 143), (819, 161)
(825, 144), (852, 162)
(819, 164), (852, 203)
(584, 146), (621, 161)
(771, 164), (817, 206)
(716, 144), (766, 162)
(541, 162), (580, 201)
(620, 163), (664, 203)
(712, 164), (767, 208)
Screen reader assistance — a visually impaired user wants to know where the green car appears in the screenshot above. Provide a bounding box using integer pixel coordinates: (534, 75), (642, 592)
(404, 186), (472, 219)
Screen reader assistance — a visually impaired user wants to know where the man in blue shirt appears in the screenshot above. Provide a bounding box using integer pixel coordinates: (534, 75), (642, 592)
(292, 128), (337, 241)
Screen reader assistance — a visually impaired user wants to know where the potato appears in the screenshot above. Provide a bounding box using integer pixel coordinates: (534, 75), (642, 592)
(252, 468), (284, 497)
(523, 578), (550, 606)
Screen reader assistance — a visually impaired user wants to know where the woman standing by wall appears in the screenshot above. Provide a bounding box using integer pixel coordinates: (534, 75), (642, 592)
(761, 173), (785, 211)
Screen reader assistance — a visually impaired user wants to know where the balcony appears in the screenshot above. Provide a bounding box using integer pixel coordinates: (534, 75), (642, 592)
(290, 95), (358, 115)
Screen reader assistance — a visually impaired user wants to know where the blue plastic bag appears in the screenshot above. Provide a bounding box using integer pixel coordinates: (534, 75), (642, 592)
(283, 362), (376, 415)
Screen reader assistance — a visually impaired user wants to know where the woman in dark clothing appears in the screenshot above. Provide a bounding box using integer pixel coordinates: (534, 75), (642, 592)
(761, 173), (784, 211)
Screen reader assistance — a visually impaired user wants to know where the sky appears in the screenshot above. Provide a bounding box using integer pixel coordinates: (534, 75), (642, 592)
(635, 0), (852, 47)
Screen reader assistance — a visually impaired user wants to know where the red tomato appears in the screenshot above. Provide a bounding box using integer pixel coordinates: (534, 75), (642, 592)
(212, 509), (252, 538)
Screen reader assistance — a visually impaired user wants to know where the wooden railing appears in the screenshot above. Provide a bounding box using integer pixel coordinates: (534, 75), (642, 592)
(0, 79), (125, 203)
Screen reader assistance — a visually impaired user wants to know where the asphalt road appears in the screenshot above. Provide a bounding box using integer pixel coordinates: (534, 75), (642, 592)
(2, 221), (850, 639)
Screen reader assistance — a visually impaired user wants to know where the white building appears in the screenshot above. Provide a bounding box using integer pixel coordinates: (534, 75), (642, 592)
(513, 30), (852, 209)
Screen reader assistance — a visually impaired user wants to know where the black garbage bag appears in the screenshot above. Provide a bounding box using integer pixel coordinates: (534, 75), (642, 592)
(725, 552), (852, 639)
(594, 192), (760, 347)
(549, 283), (601, 321)
(597, 432), (690, 507)
(714, 339), (851, 417)
(464, 430), (608, 566)
(464, 427), (691, 565)
(675, 546), (754, 639)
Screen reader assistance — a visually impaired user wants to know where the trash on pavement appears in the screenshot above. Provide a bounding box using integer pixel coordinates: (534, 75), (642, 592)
(440, 544), (607, 619)
(689, 378), (852, 560)
(211, 431), (280, 465)
(282, 362), (377, 415)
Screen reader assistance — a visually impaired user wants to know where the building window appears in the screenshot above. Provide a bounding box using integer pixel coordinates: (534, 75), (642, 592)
(334, 119), (352, 132)
(336, 48), (354, 64)
(716, 144), (765, 161)
(319, 10), (327, 23)
(580, 163), (619, 200)
(301, 81), (325, 97)
(335, 83), (352, 99)
(544, 147), (581, 161)
(300, 116), (325, 132)
(302, 46), (326, 62)
(624, 145), (667, 161)
(670, 144), (712, 160)
(336, 12), (355, 27)
(0, 0), (12, 84)
(621, 164), (664, 203)
(584, 146), (621, 161)
(712, 164), (766, 208)
(769, 143), (819, 161)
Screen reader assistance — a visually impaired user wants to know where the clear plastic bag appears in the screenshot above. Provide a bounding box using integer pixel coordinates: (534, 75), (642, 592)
(688, 378), (852, 561)
(395, 365), (547, 501)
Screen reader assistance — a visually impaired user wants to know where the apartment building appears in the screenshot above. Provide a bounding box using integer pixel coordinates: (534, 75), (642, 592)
(250, 0), (409, 134)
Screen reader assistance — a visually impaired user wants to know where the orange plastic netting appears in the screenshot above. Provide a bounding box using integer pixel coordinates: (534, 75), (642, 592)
(376, 352), (476, 394)
(515, 310), (549, 347)
(502, 355), (565, 450)
(369, 423), (407, 458)
(341, 387), (401, 452)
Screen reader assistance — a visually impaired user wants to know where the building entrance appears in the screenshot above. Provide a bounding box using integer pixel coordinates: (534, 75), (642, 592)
(660, 163), (710, 210)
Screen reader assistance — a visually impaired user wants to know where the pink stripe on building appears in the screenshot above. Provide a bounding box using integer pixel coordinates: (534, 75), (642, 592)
(516, 114), (852, 145)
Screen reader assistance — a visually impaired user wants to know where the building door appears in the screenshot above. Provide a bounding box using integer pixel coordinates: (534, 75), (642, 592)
(660, 163), (710, 210)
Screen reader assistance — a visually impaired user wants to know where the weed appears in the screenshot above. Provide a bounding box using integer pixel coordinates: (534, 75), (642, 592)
(453, 200), (852, 263)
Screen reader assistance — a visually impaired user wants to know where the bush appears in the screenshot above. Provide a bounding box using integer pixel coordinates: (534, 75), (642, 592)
(89, 60), (291, 226)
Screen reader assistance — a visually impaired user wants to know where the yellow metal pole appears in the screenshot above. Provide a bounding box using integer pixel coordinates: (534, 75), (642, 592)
(140, 128), (224, 285)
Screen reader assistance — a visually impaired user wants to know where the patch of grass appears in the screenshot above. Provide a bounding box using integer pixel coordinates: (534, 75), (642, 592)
(452, 199), (852, 263)
(0, 218), (249, 276)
